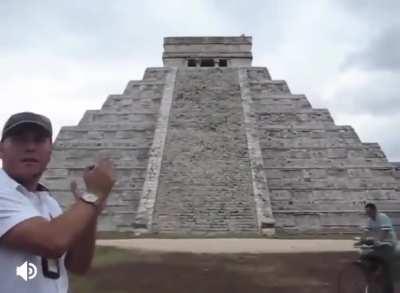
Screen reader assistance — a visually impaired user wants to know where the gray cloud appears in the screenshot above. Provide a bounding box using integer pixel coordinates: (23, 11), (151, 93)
(337, 0), (400, 21)
(0, 0), (399, 162)
(343, 26), (400, 71)
(335, 0), (400, 72)
(0, 1), (162, 62)
(327, 72), (400, 115)
(0, 0), (295, 62)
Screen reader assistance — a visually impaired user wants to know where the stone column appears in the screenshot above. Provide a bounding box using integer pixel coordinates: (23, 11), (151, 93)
(238, 68), (275, 235)
(134, 67), (177, 233)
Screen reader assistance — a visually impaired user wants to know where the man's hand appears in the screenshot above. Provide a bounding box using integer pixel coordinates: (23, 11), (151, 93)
(83, 158), (115, 205)
(70, 181), (81, 201)
(70, 181), (105, 215)
(65, 158), (115, 275)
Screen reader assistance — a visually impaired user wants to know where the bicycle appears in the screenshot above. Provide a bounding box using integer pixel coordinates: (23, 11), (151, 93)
(338, 238), (400, 293)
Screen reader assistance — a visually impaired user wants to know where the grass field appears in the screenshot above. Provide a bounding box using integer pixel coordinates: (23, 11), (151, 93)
(69, 246), (367, 293)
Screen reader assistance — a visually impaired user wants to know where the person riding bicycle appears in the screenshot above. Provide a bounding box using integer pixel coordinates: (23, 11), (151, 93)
(358, 203), (398, 293)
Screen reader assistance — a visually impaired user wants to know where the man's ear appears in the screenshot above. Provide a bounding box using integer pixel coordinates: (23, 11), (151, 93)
(0, 142), (3, 160)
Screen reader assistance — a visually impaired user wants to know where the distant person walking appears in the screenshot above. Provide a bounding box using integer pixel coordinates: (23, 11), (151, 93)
(360, 203), (397, 293)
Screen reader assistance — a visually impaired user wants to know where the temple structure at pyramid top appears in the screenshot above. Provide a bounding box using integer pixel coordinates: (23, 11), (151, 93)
(163, 36), (253, 67)
(43, 36), (400, 237)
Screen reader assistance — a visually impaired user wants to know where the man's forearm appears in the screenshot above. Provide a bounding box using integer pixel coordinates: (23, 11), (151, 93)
(0, 198), (99, 259)
(65, 216), (97, 275)
(379, 230), (390, 242)
(48, 200), (98, 257)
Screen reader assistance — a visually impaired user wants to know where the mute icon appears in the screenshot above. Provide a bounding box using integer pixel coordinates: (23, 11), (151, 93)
(16, 261), (37, 281)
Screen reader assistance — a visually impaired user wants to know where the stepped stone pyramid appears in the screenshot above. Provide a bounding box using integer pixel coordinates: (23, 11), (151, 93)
(43, 36), (400, 236)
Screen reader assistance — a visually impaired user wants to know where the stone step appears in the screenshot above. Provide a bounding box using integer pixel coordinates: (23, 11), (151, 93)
(254, 105), (313, 112)
(260, 138), (362, 149)
(101, 94), (162, 112)
(245, 67), (271, 81)
(256, 109), (335, 127)
(262, 145), (386, 162)
(256, 108), (331, 114)
(251, 95), (312, 110)
(265, 166), (395, 180)
(270, 189), (400, 202)
(54, 138), (153, 149)
(267, 177), (398, 190)
(251, 94), (309, 100)
(123, 80), (166, 96)
(262, 158), (391, 169)
(158, 220), (258, 226)
(97, 213), (137, 232)
(156, 213), (257, 220)
(58, 121), (157, 132)
(259, 125), (358, 139)
(79, 110), (159, 125)
(155, 222), (258, 227)
(156, 227), (258, 231)
(248, 80), (291, 94)
(142, 67), (170, 81)
(50, 147), (149, 161)
(59, 124), (156, 132)
(56, 127), (155, 142)
(155, 226), (258, 232)
(104, 205), (141, 215)
(271, 200), (400, 212)
(273, 212), (365, 232)
(258, 125), (359, 131)
(273, 209), (400, 231)
(48, 148), (149, 170)
(258, 128), (374, 149)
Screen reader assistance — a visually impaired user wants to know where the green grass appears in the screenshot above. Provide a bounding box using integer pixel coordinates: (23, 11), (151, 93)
(69, 246), (355, 293)
(69, 246), (135, 293)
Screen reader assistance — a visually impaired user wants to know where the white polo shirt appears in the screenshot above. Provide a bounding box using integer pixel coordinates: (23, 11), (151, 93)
(0, 169), (68, 293)
(367, 212), (398, 246)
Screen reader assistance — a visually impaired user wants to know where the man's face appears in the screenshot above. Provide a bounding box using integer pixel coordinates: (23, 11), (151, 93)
(0, 125), (52, 183)
(365, 207), (376, 219)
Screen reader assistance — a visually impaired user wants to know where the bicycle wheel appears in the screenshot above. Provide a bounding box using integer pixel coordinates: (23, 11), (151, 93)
(365, 283), (384, 293)
(338, 262), (368, 293)
(365, 269), (385, 293)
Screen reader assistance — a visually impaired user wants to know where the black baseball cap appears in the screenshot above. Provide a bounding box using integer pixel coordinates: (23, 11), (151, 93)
(1, 112), (52, 142)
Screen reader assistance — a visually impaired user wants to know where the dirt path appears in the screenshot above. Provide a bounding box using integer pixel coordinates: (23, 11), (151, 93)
(96, 238), (357, 253)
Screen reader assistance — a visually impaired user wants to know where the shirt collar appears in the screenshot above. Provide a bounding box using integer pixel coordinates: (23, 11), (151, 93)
(0, 168), (49, 192)
(0, 168), (20, 190)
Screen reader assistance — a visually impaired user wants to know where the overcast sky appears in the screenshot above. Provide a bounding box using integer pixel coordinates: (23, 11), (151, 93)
(1, 0), (399, 161)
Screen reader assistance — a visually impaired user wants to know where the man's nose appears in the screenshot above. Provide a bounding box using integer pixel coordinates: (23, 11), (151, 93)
(24, 139), (38, 152)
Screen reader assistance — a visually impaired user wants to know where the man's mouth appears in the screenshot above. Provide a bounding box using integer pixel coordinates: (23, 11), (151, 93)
(21, 158), (39, 163)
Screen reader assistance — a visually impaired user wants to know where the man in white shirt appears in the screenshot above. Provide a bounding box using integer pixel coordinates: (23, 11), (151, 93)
(362, 203), (397, 293)
(0, 112), (115, 293)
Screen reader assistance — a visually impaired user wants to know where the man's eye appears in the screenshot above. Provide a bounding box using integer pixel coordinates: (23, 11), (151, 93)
(11, 136), (25, 143)
(10, 135), (48, 144)
(35, 136), (47, 143)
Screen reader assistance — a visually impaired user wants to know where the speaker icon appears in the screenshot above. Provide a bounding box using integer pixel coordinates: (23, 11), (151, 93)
(16, 261), (37, 281)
